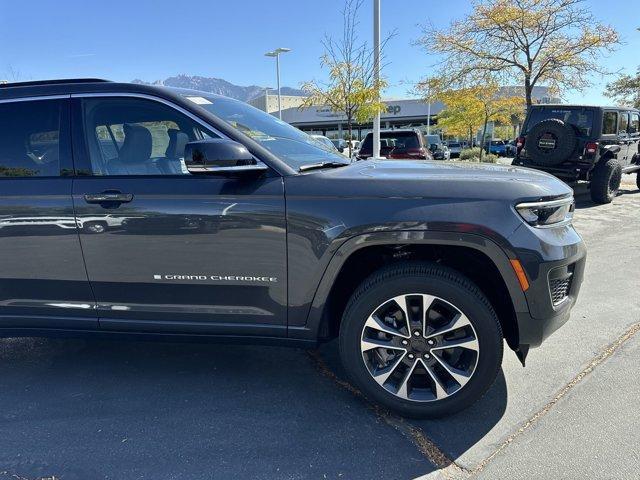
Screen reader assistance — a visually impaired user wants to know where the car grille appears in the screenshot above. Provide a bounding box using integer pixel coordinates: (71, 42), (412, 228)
(549, 273), (573, 306)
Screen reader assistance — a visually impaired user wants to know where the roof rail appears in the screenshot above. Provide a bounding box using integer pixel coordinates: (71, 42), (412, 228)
(0, 78), (111, 88)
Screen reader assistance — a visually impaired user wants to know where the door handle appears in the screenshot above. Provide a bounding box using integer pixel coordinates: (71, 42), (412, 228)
(84, 192), (134, 204)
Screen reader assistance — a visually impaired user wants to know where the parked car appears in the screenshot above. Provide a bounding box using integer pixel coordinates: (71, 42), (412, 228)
(349, 140), (360, 158)
(505, 139), (517, 157)
(485, 139), (507, 156)
(331, 138), (349, 155)
(513, 104), (640, 204)
(357, 129), (433, 160)
(447, 141), (463, 158)
(426, 134), (450, 160)
(0, 79), (586, 418)
(310, 134), (340, 153)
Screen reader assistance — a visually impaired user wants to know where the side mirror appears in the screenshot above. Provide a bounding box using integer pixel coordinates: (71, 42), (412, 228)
(185, 139), (268, 174)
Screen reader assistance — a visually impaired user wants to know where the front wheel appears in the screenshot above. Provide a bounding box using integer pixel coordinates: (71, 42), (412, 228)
(339, 262), (503, 418)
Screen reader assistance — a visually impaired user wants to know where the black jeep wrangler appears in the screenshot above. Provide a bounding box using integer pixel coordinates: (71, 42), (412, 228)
(513, 105), (640, 204)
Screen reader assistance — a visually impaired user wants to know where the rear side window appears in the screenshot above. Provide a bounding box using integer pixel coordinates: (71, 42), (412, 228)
(525, 108), (594, 137)
(602, 111), (618, 135)
(619, 113), (629, 134)
(631, 113), (640, 134)
(0, 99), (66, 177)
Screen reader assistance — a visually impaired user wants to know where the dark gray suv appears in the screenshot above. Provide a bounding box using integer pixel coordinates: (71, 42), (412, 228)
(0, 79), (586, 417)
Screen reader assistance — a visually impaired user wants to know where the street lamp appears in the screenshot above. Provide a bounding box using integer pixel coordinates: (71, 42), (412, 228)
(265, 47), (291, 120)
(372, 0), (381, 159)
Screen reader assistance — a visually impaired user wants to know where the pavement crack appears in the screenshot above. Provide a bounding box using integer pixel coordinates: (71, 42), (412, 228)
(469, 321), (640, 476)
(306, 349), (468, 477)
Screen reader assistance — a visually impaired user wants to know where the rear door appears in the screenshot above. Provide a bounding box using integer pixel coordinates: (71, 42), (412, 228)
(71, 94), (287, 336)
(0, 97), (96, 329)
(628, 112), (640, 163)
(617, 112), (632, 165)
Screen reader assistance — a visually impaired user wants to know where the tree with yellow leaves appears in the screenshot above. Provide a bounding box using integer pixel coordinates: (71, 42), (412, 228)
(416, 0), (620, 108)
(423, 79), (522, 160)
(301, 0), (389, 156)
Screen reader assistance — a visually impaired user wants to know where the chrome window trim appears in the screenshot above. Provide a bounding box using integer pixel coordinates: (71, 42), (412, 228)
(0, 94), (71, 103)
(70, 92), (229, 140)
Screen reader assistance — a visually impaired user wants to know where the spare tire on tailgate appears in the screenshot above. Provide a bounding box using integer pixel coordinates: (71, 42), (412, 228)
(525, 118), (578, 166)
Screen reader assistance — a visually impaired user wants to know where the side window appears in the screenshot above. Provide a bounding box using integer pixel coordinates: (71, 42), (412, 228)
(629, 113), (639, 135)
(0, 99), (66, 177)
(82, 97), (219, 176)
(602, 111), (618, 135)
(618, 113), (629, 135)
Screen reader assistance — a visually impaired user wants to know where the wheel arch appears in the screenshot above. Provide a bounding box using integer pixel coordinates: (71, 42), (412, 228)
(298, 230), (529, 352)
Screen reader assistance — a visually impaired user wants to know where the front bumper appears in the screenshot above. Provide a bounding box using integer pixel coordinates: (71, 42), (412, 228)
(508, 222), (587, 348)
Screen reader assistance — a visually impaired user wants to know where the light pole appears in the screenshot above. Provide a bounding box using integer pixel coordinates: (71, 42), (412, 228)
(265, 47), (291, 120)
(372, 0), (381, 159)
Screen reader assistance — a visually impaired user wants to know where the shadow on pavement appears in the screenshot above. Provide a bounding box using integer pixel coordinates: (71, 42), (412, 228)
(316, 340), (508, 471)
(0, 337), (436, 480)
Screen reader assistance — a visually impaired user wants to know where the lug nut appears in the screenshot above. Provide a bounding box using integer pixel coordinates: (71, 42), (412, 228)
(427, 339), (435, 346)
(407, 353), (415, 359)
(401, 339), (409, 346)
(424, 353), (430, 359)
(413, 330), (421, 337)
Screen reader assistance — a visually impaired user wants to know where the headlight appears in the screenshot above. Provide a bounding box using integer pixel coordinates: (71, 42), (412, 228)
(516, 197), (574, 228)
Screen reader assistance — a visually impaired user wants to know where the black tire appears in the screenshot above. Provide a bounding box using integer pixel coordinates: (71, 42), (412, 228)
(525, 119), (578, 166)
(590, 158), (622, 204)
(339, 262), (503, 418)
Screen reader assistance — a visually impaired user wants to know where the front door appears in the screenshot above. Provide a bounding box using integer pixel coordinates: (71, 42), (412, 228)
(71, 96), (287, 336)
(0, 97), (96, 329)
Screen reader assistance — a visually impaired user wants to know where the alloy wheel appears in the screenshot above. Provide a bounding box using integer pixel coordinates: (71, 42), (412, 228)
(360, 293), (479, 402)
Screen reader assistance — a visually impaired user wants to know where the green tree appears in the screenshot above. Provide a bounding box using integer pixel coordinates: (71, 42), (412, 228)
(301, 0), (388, 156)
(605, 69), (640, 108)
(416, 0), (620, 108)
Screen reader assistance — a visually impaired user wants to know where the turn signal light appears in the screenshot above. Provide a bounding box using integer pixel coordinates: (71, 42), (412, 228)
(510, 259), (530, 292)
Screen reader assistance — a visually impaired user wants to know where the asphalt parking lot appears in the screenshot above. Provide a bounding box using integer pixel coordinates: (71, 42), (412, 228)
(0, 175), (638, 480)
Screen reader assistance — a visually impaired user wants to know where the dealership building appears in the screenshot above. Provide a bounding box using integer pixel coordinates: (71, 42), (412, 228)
(259, 86), (559, 141)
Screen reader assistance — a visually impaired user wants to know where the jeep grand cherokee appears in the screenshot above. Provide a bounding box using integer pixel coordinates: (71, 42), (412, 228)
(0, 79), (586, 417)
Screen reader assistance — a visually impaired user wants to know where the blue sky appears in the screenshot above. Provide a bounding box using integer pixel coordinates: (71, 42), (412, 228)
(1, 0), (637, 104)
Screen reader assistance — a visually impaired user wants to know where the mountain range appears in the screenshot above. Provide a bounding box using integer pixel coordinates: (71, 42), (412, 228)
(132, 75), (307, 102)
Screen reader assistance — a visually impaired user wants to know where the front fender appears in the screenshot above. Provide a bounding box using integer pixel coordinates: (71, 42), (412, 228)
(287, 229), (529, 341)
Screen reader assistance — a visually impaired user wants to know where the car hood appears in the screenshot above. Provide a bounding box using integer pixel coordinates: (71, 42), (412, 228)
(291, 159), (573, 202)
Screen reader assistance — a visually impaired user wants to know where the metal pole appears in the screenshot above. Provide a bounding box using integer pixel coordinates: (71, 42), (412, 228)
(427, 99), (431, 135)
(276, 53), (282, 120)
(372, 0), (381, 159)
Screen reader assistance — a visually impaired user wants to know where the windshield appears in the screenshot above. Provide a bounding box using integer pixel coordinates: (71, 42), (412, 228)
(180, 93), (348, 170)
(525, 108), (595, 137)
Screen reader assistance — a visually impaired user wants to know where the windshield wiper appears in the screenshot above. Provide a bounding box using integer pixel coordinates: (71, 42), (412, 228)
(299, 161), (349, 172)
